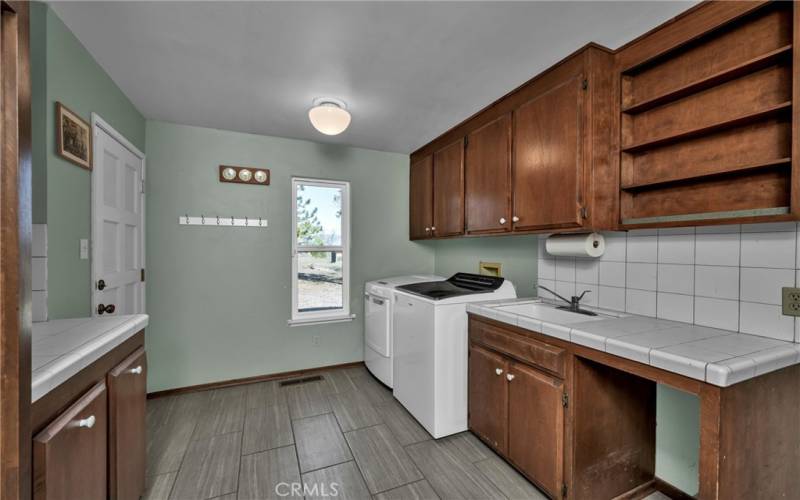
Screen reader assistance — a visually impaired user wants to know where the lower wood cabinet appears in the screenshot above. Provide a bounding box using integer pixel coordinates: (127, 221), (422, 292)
(108, 347), (147, 500)
(469, 337), (566, 499)
(507, 362), (564, 498)
(33, 382), (108, 500)
(468, 345), (508, 454)
(31, 334), (147, 500)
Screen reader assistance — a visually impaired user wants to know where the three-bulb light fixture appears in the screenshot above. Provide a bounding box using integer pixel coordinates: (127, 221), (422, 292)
(308, 97), (351, 136)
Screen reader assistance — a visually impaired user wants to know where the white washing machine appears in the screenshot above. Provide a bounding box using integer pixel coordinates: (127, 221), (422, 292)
(364, 275), (443, 388)
(393, 273), (516, 438)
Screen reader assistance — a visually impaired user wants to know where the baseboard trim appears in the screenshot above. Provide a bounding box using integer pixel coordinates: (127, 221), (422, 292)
(654, 478), (695, 500)
(146, 360), (365, 399)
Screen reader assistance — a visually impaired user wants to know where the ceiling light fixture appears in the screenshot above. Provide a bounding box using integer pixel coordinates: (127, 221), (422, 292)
(308, 97), (351, 136)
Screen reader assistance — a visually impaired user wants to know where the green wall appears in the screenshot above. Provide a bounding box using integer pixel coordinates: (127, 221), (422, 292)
(431, 235), (539, 298)
(31, 3), (146, 318)
(145, 121), (434, 392)
(656, 386), (700, 495)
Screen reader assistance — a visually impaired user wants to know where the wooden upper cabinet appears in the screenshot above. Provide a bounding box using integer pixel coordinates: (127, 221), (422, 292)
(616, 1), (798, 228)
(432, 138), (465, 237)
(33, 382), (108, 500)
(465, 113), (512, 234)
(513, 76), (584, 231)
(507, 362), (565, 499)
(409, 155), (434, 239)
(409, 44), (616, 238)
(108, 348), (147, 500)
(468, 344), (509, 454)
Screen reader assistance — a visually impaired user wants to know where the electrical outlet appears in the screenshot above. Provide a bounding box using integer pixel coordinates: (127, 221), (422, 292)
(782, 287), (800, 316)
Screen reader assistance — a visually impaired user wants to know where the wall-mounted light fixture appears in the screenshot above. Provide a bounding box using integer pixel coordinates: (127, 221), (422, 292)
(219, 165), (270, 186)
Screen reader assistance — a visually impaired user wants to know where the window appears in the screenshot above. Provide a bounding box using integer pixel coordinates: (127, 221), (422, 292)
(290, 178), (351, 325)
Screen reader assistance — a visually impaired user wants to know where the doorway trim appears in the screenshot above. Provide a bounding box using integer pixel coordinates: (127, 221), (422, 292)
(90, 114), (146, 316)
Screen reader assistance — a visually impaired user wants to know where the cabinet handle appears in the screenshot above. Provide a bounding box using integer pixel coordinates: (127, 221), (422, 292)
(495, 368), (503, 375)
(129, 365), (143, 375)
(506, 373), (515, 382)
(512, 216), (520, 223)
(77, 415), (96, 429)
(499, 217), (506, 225)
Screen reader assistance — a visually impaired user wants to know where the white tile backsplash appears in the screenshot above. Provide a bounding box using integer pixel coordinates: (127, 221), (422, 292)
(537, 222), (799, 343)
(31, 224), (47, 322)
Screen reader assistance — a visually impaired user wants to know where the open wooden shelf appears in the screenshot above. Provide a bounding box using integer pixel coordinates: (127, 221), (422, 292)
(621, 157), (792, 191)
(621, 101), (792, 153)
(622, 45), (793, 114)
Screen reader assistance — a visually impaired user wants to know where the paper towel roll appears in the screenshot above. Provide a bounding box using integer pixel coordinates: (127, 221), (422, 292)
(545, 233), (605, 258)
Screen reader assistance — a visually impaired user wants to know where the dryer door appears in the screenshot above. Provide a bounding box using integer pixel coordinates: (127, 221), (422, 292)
(365, 293), (391, 356)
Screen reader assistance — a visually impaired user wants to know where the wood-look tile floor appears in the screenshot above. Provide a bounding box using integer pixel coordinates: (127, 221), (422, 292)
(144, 366), (669, 500)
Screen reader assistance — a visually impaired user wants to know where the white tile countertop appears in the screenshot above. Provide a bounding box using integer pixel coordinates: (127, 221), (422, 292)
(32, 314), (149, 402)
(467, 298), (800, 387)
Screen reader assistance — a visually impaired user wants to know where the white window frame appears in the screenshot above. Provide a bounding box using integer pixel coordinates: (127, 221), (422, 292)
(289, 177), (353, 326)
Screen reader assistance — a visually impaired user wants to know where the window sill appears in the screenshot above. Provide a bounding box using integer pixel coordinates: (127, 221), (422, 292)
(287, 314), (356, 327)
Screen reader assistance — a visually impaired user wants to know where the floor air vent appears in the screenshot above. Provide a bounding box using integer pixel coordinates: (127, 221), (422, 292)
(279, 375), (323, 387)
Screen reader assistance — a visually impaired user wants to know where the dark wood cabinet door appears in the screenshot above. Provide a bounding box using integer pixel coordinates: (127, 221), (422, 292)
(433, 138), (465, 237)
(465, 114), (512, 234)
(468, 345), (509, 454)
(513, 75), (584, 231)
(33, 382), (108, 500)
(507, 362), (564, 498)
(409, 155), (434, 239)
(108, 347), (147, 500)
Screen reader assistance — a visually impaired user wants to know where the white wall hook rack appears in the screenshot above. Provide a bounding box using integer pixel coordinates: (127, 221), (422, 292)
(178, 214), (268, 228)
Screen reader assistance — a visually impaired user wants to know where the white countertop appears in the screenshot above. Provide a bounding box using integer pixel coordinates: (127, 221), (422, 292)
(32, 314), (149, 402)
(467, 299), (800, 387)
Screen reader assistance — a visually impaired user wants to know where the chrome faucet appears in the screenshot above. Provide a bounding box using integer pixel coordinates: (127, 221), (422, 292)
(538, 285), (597, 316)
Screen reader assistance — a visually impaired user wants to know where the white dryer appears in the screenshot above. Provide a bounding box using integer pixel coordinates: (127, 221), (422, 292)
(393, 273), (517, 438)
(363, 275), (443, 387)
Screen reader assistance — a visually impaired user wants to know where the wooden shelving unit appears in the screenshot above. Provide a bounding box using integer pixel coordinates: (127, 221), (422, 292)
(616, 1), (797, 228)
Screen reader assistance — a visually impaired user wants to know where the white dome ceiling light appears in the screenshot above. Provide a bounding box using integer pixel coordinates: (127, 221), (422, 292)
(308, 97), (351, 136)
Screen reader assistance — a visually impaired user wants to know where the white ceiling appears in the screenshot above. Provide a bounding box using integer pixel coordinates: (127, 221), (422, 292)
(49, 1), (696, 153)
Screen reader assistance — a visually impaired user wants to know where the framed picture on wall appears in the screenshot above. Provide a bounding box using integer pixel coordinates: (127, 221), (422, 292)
(56, 102), (92, 170)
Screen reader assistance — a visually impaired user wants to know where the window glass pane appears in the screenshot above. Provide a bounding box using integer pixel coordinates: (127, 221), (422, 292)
(297, 251), (343, 312)
(296, 184), (342, 247)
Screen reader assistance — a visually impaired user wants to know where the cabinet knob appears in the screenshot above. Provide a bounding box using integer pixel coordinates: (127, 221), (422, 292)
(512, 216), (520, 223)
(495, 368), (503, 375)
(77, 415), (96, 429)
(130, 365), (143, 375)
(431, 226), (436, 231)
(499, 217), (506, 225)
(425, 227), (431, 232)
(506, 373), (515, 382)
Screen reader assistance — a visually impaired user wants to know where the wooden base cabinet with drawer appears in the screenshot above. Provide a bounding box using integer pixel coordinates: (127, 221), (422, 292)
(468, 323), (567, 499)
(31, 332), (147, 500)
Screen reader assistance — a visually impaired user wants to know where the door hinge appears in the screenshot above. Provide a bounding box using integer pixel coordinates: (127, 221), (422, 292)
(141, 268), (145, 282)
(562, 483), (568, 497)
(562, 392), (569, 408)
(464, 136), (468, 147)
(581, 79), (588, 90)
(580, 206), (589, 219)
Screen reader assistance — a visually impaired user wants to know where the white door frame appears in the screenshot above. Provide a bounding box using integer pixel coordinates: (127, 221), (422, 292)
(90, 113), (146, 315)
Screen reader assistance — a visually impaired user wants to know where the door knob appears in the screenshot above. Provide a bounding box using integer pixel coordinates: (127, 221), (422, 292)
(96, 279), (106, 290)
(512, 216), (520, 223)
(506, 373), (515, 381)
(495, 368), (503, 375)
(97, 303), (115, 315)
(77, 415), (96, 429)
(499, 217), (507, 225)
(129, 366), (143, 375)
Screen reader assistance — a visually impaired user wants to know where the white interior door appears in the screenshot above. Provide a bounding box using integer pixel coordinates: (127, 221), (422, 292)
(92, 116), (145, 317)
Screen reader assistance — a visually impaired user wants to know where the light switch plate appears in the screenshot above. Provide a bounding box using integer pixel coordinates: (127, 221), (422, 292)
(781, 287), (800, 316)
(80, 239), (89, 260)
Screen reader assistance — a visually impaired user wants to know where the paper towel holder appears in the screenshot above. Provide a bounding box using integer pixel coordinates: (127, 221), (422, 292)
(545, 232), (605, 258)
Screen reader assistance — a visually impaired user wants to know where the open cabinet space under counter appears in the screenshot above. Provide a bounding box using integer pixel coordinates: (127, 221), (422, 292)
(31, 315), (148, 500)
(466, 299), (800, 500)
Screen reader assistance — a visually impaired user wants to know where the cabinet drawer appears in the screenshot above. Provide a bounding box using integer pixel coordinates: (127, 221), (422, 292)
(471, 320), (565, 377)
(33, 382), (108, 500)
